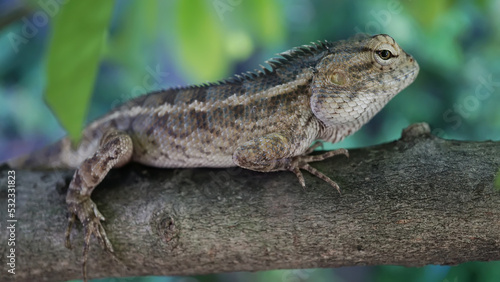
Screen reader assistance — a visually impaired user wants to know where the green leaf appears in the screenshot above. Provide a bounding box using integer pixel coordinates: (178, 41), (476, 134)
(106, 1), (159, 66)
(244, 0), (285, 44)
(45, 0), (115, 144)
(175, 0), (227, 82)
(403, 0), (455, 29)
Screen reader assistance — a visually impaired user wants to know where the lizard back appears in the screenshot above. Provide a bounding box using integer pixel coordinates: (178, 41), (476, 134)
(7, 34), (419, 169)
(87, 43), (330, 168)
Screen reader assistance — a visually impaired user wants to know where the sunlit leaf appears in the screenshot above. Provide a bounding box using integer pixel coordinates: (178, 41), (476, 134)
(244, 0), (285, 44)
(175, 0), (226, 82)
(142, 0), (160, 39)
(403, 0), (455, 29)
(225, 31), (253, 60)
(45, 0), (115, 144)
(106, 1), (159, 66)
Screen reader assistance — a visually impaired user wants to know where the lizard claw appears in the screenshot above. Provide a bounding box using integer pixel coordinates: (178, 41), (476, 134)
(66, 198), (114, 281)
(288, 148), (349, 193)
(290, 166), (306, 189)
(65, 213), (76, 249)
(304, 141), (325, 154)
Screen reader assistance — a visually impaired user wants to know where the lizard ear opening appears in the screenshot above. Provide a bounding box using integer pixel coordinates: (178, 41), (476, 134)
(328, 70), (348, 86)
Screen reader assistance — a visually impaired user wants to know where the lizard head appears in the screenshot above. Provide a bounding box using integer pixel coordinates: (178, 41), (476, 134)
(310, 34), (419, 132)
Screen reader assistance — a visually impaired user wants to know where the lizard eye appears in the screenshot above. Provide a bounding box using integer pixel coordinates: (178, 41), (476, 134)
(373, 44), (398, 66)
(376, 50), (392, 60)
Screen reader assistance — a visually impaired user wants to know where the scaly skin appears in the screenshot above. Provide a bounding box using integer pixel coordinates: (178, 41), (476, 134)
(7, 33), (419, 281)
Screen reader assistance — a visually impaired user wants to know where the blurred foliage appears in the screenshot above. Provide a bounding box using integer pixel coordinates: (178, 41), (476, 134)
(376, 262), (500, 282)
(176, 0), (227, 81)
(446, 261), (500, 282)
(0, 0), (500, 281)
(45, 0), (114, 144)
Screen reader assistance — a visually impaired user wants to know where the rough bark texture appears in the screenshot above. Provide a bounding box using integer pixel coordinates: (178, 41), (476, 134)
(1, 123), (499, 281)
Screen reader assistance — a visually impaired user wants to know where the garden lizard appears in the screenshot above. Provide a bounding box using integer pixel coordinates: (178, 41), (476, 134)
(7, 33), (419, 280)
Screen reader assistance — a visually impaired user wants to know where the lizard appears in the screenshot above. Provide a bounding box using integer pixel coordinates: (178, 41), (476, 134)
(6, 33), (419, 280)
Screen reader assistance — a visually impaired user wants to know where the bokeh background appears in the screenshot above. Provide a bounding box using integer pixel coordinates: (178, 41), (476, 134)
(0, 0), (499, 281)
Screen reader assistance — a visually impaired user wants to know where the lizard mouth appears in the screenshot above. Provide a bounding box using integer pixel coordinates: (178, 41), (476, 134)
(375, 67), (419, 93)
(401, 69), (419, 83)
(396, 63), (420, 89)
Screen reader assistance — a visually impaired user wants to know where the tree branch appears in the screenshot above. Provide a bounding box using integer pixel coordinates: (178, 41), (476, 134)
(1, 123), (500, 281)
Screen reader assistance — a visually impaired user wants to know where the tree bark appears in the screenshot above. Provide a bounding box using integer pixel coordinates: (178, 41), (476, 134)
(1, 123), (499, 281)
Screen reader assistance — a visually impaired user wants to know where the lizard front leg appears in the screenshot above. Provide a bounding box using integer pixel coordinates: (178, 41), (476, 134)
(232, 133), (348, 191)
(65, 130), (133, 281)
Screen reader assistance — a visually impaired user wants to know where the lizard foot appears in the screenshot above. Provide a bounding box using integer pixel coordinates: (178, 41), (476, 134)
(288, 148), (349, 192)
(66, 198), (114, 281)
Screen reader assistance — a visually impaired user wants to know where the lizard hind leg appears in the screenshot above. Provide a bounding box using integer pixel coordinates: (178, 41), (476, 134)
(233, 133), (348, 191)
(65, 130), (133, 281)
